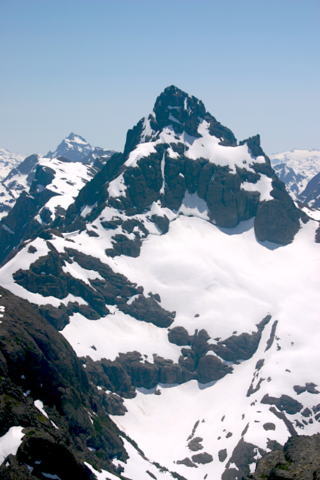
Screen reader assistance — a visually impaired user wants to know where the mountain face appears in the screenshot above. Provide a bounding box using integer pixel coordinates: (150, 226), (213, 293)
(0, 86), (319, 480)
(0, 136), (116, 220)
(0, 156), (100, 266)
(64, 86), (304, 245)
(270, 149), (320, 200)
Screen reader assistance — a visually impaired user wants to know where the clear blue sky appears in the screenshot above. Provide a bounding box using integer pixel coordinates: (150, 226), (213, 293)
(0, 0), (319, 156)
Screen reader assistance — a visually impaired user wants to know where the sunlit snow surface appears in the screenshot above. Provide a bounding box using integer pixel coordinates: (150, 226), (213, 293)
(1, 207), (319, 478)
(106, 217), (319, 479)
(0, 156), (95, 220)
(0, 426), (24, 465)
(34, 157), (96, 222)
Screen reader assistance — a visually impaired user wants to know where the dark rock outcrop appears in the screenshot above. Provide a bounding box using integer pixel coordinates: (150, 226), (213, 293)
(294, 382), (319, 395)
(119, 294), (175, 328)
(152, 85), (237, 145)
(243, 434), (320, 480)
(212, 315), (272, 362)
(222, 437), (266, 480)
(188, 437), (203, 451)
(105, 233), (142, 258)
(13, 244), (148, 328)
(261, 394), (303, 415)
(191, 452), (213, 464)
(219, 449), (228, 462)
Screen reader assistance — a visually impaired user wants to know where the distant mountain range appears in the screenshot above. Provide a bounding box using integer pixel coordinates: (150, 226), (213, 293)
(270, 149), (320, 209)
(0, 86), (319, 480)
(0, 148), (25, 182)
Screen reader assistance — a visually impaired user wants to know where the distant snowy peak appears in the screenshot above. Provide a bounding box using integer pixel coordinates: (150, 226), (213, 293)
(0, 148), (25, 182)
(46, 132), (97, 163)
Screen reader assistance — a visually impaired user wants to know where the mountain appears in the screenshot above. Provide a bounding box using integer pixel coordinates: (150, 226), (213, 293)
(270, 149), (320, 200)
(0, 148), (25, 182)
(0, 86), (319, 480)
(0, 135), (116, 220)
(47, 133), (107, 163)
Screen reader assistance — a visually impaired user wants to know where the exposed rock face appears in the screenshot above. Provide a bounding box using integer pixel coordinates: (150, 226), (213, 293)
(222, 437), (266, 480)
(211, 315), (272, 362)
(84, 351), (195, 394)
(294, 382), (320, 395)
(261, 394), (303, 415)
(152, 85), (237, 145)
(244, 434), (320, 480)
(254, 178), (301, 244)
(13, 244), (151, 326)
(169, 316), (271, 367)
(0, 286), (127, 478)
(191, 452), (213, 464)
(63, 85), (304, 248)
(119, 294), (176, 328)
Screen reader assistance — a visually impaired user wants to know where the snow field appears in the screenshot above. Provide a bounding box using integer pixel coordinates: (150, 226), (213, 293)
(0, 426), (24, 465)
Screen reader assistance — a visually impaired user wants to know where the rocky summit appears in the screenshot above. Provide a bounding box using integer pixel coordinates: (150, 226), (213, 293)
(0, 86), (319, 480)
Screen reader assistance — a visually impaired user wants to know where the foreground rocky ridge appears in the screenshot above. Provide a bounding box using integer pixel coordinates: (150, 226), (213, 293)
(244, 434), (320, 480)
(0, 286), (126, 479)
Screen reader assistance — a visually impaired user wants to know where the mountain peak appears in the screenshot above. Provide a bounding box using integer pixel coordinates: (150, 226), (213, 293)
(66, 132), (88, 144)
(46, 133), (96, 162)
(123, 86), (237, 155)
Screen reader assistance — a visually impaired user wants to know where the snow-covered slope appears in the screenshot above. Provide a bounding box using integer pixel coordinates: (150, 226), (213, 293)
(0, 156), (99, 265)
(270, 149), (320, 200)
(0, 86), (319, 480)
(0, 136), (116, 220)
(0, 148), (25, 182)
